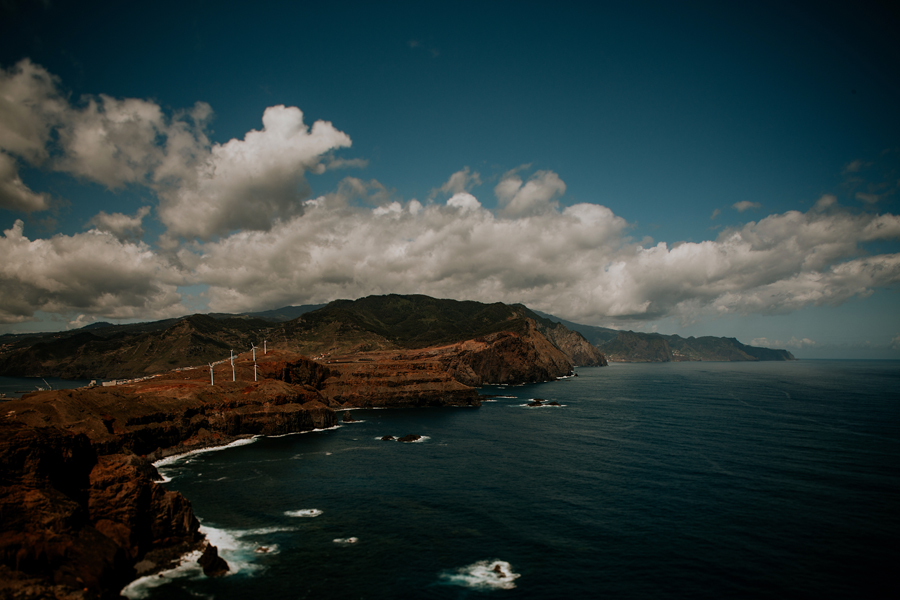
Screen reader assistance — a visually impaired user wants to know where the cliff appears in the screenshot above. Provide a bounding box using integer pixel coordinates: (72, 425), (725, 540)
(0, 420), (201, 600)
(538, 315), (797, 362)
(0, 353), (339, 599)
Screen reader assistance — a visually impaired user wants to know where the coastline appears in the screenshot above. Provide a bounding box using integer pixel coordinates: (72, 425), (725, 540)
(0, 334), (575, 598)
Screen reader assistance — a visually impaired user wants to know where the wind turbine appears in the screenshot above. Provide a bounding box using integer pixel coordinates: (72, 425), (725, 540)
(230, 350), (235, 382)
(251, 343), (259, 382)
(208, 362), (214, 385)
(263, 339), (268, 355)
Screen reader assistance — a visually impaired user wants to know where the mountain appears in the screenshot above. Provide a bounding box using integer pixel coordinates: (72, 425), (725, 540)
(0, 295), (604, 379)
(0, 314), (273, 379)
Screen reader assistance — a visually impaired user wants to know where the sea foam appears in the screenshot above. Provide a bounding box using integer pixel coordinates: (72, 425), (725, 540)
(120, 550), (204, 599)
(439, 559), (520, 590)
(284, 508), (322, 517)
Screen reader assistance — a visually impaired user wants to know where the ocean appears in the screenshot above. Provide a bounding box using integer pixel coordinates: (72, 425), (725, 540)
(125, 361), (899, 599)
(0, 375), (92, 398)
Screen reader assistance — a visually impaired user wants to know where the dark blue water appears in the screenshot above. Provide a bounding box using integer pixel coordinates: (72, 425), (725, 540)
(0, 375), (92, 398)
(128, 361), (900, 599)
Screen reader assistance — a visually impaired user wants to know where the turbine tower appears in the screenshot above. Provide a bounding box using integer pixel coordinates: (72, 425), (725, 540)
(230, 350), (235, 382)
(251, 343), (259, 382)
(208, 362), (214, 385)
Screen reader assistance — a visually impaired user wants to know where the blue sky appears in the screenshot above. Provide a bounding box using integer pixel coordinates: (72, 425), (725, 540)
(1, 0), (898, 358)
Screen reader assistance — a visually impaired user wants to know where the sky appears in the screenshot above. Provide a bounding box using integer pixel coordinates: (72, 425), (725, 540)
(1, 0), (899, 358)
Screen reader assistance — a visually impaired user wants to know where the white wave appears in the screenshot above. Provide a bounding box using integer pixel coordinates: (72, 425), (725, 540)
(153, 436), (259, 468)
(200, 525), (264, 575)
(232, 525), (297, 536)
(121, 550), (204, 599)
(332, 537), (358, 544)
(439, 560), (520, 590)
(376, 435), (431, 443)
(267, 424), (342, 438)
(284, 508), (322, 517)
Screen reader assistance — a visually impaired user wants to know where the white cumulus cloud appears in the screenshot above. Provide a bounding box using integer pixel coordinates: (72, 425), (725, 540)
(157, 105), (352, 241)
(495, 169), (566, 218)
(184, 186), (900, 325)
(0, 219), (186, 324)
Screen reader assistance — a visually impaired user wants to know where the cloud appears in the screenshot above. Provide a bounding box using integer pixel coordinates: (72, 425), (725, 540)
(0, 151), (49, 211)
(433, 166), (481, 197)
(732, 201), (761, 213)
(2, 162), (900, 328)
(3, 61), (900, 330)
(842, 159), (868, 174)
(0, 61), (356, 241)
(494, 169), (566, 218)
(182, 192), (900, 322)
(855, 191), (883, 204)
(0, 59), (66, 163)
(813, 194), (837, 211)
(0, 219), (186, 324)
(710, 208), (720, 220)
(88, 205), (151, 241)
(751, 336), (817, 349)
(156, 105), (352, 240)
(67, 314), (97, 330)
(54, 95), (172, 188)
(182, 180), (900, 325)
(892, 334), (900, 350)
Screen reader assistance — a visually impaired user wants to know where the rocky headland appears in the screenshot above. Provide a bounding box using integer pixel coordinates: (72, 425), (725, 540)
(1, 295), (600, 598)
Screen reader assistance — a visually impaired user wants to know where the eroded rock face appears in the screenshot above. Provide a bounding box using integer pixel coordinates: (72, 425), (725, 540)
(0, 420), (200, 599)
(0, 357), (340, 598)
(5, 376), (336, 459)
(320, 354), (481, 408)
(535, 321), (608, 367)
(441, 324), (574, 386)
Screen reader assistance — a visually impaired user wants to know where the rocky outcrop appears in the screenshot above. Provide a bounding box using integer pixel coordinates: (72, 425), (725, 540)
(0, 354), (339, 599)
(0, 420), (200, 599)
(198, 543), (229, 577)
(440, 323), (574, 386)
(533, 320), (607, 366)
